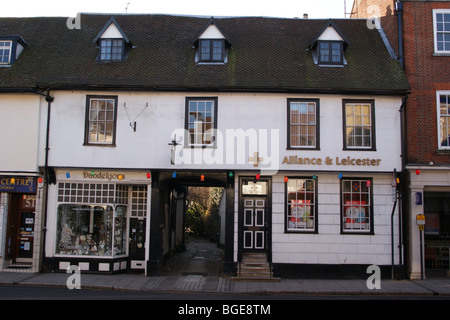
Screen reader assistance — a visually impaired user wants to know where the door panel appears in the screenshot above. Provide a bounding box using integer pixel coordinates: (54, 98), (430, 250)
(129, 218), (146, 260)
(17, 211), (34, 260)
(242, 197), (266, 251)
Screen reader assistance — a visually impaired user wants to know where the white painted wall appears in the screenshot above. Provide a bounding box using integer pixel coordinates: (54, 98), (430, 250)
(0, 94), (41, 173)
(43, 91), (403, 173)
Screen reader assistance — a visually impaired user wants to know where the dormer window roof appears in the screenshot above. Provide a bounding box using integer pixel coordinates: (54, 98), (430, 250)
(309, 20), (350, 67)
(0, 35), (27, 66)
(193, 17), (231, 64)
(93, 17), (130, 62)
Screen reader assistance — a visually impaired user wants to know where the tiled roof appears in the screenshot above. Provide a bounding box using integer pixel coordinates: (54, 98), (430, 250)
(0, 14), (410, 94)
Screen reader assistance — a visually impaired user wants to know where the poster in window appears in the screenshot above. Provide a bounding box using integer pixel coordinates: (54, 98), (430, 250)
(344, 201), (367, 229)
(289, 200), (312, 229)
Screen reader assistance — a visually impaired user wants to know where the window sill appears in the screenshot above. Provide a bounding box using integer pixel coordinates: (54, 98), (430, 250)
(318, 64), (344, 68)
(285, 230), (318, 234)
(287, 147), (320, 150)
(196, 62), (226, 65)
(83, 143), (116, 147)
(433, 52), (450, 57)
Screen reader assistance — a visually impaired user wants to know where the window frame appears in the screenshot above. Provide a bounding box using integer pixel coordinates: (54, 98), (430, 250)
(285, 176), (318, 234)
(433, 9), (450, 55)
(0, 40), (12, 64)
(184, 97), (218, 148)
(318, 40), (344, 65)
(340, 177), (374, 235)
(342, 99), (376, 151)
(287, 98), (320, 150)
(198, 39), (225, 63)
(437, 91), (450, 150)
(84, 95), (118, 146)
(98, 38), (125, 61)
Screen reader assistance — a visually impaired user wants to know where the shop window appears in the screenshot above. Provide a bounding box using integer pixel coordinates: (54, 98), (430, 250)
(285, 177), (318, 233)
(131, 185), (147, 217)
(424, 191), (450, 269)
(288, 99), (319, 149)
(56, 204), (126, 256)
(340, 178), (373, 234)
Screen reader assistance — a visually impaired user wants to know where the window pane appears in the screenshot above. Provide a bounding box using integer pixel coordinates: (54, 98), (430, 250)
(187, 99), (216, 145)
(345, 103), (373, 148)
(56, 204), (114, 256)
(287, 178), (316, 231)
(87, 98), (115, 144)
(212, 40), (223, 61)
(290, 101), (316, 148)
(342, 179), (371, 232)
(200, 40), (211, 61)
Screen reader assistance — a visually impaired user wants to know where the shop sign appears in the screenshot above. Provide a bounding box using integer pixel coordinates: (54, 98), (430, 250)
(82, 171), (126, 181)
(0, 176), (36, 193)
(281, 155), (381, 167)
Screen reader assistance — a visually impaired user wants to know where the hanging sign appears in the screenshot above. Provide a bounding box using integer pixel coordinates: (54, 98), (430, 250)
(0, 176), (36, 193)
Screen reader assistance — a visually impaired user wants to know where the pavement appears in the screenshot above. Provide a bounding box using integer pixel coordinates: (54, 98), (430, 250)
(1, 271), (450, 297)
(1, 238), (450, 298)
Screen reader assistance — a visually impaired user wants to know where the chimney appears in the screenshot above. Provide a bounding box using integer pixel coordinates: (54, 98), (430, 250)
(303, 13), (309, 19)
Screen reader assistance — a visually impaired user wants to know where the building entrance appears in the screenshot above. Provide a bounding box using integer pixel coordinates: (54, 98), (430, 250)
(147, 171), (233, 276)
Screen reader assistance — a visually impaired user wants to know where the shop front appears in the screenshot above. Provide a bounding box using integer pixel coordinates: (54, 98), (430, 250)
(43, 169), (151, 274)
(407, 166), (450, 279)
(424, 191), (450, 274)
(0, 175), (41, 272)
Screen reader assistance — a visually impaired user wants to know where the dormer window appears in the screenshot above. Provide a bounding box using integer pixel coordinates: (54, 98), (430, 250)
(309, 20), (349, 67)
(93, 17), (130, 62)
(0, 36), (27, 66)
(318, 41), (343, 65)
(199, 39), (225, 62)
(193, 17), (231, 65)
(0, 41), (11, 64)
(100, 39), (124, 61)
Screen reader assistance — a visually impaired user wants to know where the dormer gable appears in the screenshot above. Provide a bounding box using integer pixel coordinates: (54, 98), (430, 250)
(0, 35), (27, 66)
(192, 17), (231, 64)
(309, 20), (350, 67)
(93, 17), (131, 62)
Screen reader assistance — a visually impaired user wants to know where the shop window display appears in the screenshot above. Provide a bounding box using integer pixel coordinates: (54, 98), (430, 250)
(341, 179), (372, 233)
(56, 204), (127, 256)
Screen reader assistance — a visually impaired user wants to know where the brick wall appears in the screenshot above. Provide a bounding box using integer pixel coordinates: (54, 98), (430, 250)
(402, 1), (450, 164)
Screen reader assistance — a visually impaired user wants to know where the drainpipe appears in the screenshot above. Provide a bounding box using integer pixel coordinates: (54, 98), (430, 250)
(41, 89), (54, 271)
(395, 1), (404, 69)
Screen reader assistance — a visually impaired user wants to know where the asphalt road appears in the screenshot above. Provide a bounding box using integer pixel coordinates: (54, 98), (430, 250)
(0, 284), (448, 301)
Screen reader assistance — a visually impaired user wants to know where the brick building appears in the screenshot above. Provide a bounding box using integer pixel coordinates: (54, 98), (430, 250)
(353, 0), (450, 279)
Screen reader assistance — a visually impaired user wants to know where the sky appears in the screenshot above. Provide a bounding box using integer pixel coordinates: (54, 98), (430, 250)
(0, 0), (356, 19)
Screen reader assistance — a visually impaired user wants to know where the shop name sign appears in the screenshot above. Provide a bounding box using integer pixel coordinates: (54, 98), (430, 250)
(0, 176), (36, 193)
(82, 171), (125, 181)
(282, 155), (381, 167)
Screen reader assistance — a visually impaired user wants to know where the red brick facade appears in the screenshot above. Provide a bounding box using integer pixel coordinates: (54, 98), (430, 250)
(402, 1), (450, 165)
(353, 0), (450, 165)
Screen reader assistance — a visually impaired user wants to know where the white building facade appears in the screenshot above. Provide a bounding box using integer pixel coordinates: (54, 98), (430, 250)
(0, 14), (410, 278)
